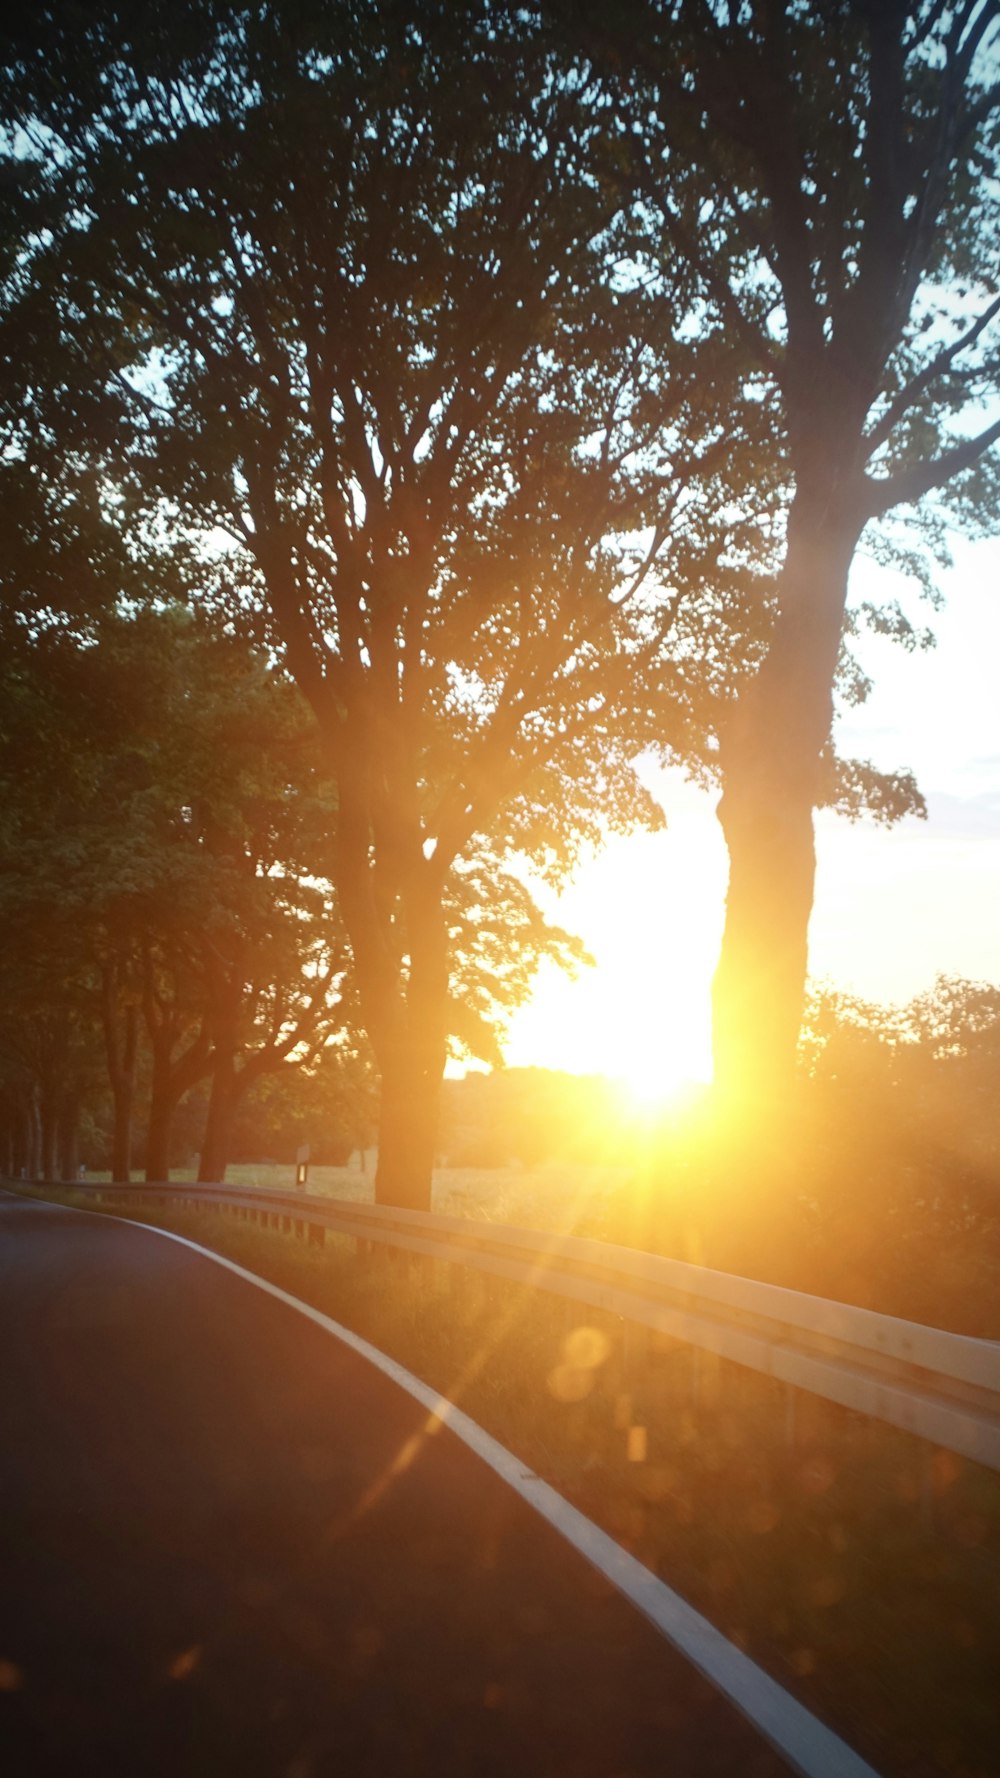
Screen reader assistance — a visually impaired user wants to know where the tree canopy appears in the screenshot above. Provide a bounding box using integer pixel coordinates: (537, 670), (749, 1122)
(0, 605), (349, 1180)
(1, 0), (776, 1202)
(6, 0), (996, 1184)
(572, 0), (1000, 1098)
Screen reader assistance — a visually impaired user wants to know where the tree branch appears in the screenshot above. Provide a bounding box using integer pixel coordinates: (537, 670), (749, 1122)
(864, 411), (1000, 513)
(865, 290), (1000, 453)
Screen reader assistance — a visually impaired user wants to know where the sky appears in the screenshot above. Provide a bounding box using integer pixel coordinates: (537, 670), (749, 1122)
(496, 533), (1000, 1092)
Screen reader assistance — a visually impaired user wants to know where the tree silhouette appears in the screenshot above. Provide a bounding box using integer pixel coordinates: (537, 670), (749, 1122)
(578, 0), (1000, 1101)
(3, 1), (764, 1204)
(0, 608), (347, 1182)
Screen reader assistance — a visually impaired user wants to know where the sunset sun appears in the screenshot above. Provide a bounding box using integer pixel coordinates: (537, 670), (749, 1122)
(500, 792), (723, 1098)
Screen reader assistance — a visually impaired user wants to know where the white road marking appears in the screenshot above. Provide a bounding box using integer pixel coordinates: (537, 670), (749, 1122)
(13, 1194), (882, 1778)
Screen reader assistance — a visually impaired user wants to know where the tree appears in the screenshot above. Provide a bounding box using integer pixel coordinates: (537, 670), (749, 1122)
(906, 974), (1000, 1172)
(100, 946), (140, 1181)
(229, 1041), (379, 1168)
(0, 603), (352, 1181)
(3, 0), (767, 1206)
(581, 0), (1000, 1100)
(189, 806), (347, 1185)
(83, 605), (350, 1182)
(909, 974), (1000, 1061)
(0, 607), (210, 1180)
(0, 959), (103, 1182)
(0, 626), (115, 1180)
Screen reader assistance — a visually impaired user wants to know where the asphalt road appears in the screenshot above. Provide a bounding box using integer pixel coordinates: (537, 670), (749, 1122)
(0, 1192), (794, 1777)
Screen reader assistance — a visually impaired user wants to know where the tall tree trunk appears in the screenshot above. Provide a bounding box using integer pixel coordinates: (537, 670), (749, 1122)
(40, 1098), (58, 1184)
(111, 1066), (135, 1182)
(145, 1036), (180, 1182)
(142, 1010), (211, 1183)
(712, 481), (865, 1101)
(145, 1076), (173, 1183)
(198, 1049), (241, 1184)
(58, 1097), (80, 1182)
(24, 1089), (42, 1180)
(372, 882), (449, 1212)
(375, 1041), (444, 1210)
(102, 965), (138, 1182)
(30, 1093), (41, 1179)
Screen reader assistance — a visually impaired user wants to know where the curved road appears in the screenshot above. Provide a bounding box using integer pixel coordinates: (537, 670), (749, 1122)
(0, 1192), (792, 1777)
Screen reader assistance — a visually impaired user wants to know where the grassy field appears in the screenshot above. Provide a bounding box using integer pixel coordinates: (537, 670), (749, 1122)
(16, 1181), (1000, 1778)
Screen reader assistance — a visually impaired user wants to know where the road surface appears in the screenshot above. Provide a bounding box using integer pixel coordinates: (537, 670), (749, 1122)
(0, 1191), (793, 1777)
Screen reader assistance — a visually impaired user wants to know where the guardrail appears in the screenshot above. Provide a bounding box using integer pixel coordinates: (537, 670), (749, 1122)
(57, 1179), (1000, 1472)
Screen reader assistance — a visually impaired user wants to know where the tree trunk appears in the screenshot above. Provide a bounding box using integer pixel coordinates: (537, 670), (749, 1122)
(40, 1101), (58, 1184)
(375, 1043), (443, 1211)
(145, 1037), (179, 1182)
(372, 880), (449, 1212)
(198, 1050), (240, 1184)
(712, 482), (865, 1102)
(102, 967), (138, 1183)
(143, 1012), (212, 1183)
(24, 1090), (41, 1180)
(111, 1078), (135, 1183)
(58, 1098), (80, 1182)
(145, 1082), (173, 1183)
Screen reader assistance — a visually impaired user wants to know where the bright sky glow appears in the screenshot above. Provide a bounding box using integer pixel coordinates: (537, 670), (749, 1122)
(501, 788), (721, 1094)
(497, 535), (1000, 1094)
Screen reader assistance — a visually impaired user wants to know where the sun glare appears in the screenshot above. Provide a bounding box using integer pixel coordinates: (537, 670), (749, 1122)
(617, 1057), (704, 1115)
(502, 785), (726, 1095)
